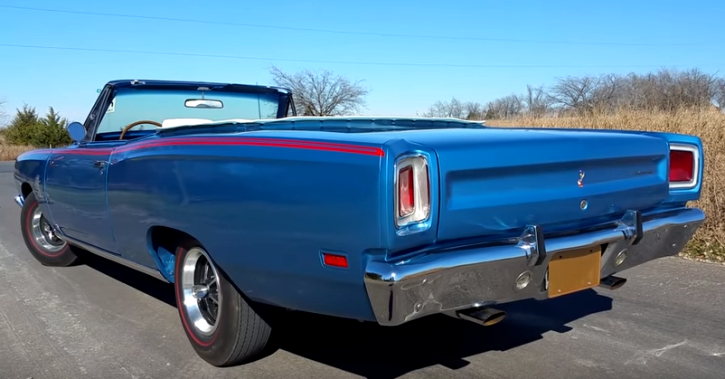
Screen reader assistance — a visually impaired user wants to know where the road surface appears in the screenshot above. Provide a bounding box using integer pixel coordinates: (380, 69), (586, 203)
(0, 161), (723, 379)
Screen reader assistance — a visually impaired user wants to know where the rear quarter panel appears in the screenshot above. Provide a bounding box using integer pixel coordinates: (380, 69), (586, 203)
(106, 136), (385, 320)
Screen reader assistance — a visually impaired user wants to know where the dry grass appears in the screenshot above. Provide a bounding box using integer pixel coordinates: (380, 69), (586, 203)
(0, 137), (34, 161)
(487, 108), (725, 262)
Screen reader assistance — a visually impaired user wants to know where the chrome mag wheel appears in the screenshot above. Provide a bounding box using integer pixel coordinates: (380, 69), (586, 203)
(30, 206), (66, 252)
(180, 246), (222, 335)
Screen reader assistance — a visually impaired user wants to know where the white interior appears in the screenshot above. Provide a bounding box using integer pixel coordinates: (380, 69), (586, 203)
(160, 118), (256, 128)
(161, 118), (214, 128)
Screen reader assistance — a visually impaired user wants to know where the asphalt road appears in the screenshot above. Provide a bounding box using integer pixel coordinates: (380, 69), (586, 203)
(0, 161), (724, 379)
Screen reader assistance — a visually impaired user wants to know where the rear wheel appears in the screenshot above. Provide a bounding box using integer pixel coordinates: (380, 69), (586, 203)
(20, 192), (79, 267)
(174, 237), (273, 367)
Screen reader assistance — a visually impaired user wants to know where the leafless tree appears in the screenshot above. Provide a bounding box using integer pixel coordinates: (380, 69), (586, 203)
(614, 68), (719, 111)
(422, 97), (487, 120)
(425, 68), (724, 121)
(423, 97), (465, 118)
(714, 78), (725, 111)
(485, 94), (523, 119)
(0, 99), (7, 126)
(548, 74), (620, 115)
(269, 66), (369, 116)
(523, 84), (553, 116)
(463, 101), (485, 120)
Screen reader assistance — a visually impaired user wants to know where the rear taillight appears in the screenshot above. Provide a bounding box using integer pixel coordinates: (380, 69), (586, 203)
(395, 154), (431, 229)
(398, 166), (414, 217)
(669, 143), (699, 189)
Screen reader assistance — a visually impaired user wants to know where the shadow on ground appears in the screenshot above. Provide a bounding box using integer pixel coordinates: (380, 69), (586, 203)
(80, 251), (614, 379)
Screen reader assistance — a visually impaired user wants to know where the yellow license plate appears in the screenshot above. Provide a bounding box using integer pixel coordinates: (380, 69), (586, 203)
(548, 246), (602, 298)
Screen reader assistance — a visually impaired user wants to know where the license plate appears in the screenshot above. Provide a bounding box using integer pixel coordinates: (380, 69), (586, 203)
(547, 246), (602, 298)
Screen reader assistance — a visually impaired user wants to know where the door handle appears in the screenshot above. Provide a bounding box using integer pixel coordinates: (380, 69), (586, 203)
(94, 160), (107, 168)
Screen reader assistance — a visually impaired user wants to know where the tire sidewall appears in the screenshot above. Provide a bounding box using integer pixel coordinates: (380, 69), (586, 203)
(174, 240), (242, 361)
(20, 192), (73, 264)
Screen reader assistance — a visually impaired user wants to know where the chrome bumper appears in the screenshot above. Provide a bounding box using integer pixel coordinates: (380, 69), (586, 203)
(363, 207), (705, 326)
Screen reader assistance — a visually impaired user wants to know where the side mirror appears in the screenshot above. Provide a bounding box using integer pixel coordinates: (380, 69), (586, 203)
(67, 122), (86, 143)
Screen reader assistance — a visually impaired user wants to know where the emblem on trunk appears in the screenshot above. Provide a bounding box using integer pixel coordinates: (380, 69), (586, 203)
(577, 170), (585, 188)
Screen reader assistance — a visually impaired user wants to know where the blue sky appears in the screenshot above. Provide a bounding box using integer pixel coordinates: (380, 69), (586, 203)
(0, 0), (722, 122)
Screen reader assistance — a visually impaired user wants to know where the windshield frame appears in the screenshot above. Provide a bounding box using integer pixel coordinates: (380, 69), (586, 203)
(82, 80), (294, 142)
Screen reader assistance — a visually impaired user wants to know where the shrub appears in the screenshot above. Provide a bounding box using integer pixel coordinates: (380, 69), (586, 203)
(2, 105), (72, 148)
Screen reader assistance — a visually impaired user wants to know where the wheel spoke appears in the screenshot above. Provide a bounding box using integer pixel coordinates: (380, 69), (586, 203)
(208, 293), (219, 304)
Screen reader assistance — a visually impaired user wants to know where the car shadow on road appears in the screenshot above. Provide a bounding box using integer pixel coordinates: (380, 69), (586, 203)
(81, 251), (613, 379)
(271, 290), (613, 379)
(78, 250), (177, 306)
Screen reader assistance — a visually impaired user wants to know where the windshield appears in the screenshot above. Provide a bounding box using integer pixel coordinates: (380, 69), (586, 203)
(96, 87), (283, 135)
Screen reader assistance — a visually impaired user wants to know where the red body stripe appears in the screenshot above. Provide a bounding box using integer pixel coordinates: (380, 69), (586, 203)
(42, 137), (384, 157)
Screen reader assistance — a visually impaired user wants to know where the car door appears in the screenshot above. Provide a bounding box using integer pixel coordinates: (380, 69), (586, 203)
(44, 141), (124, 254)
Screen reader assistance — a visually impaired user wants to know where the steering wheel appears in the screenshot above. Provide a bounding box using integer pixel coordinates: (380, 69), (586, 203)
(119, 120), (163, 140)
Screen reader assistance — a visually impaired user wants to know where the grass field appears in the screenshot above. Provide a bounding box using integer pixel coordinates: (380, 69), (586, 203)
(3, 108), (723, 262)
(487, 108), (725, 263)
(0, 137), (32, 160)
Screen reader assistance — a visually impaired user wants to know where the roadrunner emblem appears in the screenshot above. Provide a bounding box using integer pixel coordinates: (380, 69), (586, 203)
(578, 170), (585, 188)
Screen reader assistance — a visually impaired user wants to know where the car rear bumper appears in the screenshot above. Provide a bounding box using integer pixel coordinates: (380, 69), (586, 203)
(363, 207), (705, 326)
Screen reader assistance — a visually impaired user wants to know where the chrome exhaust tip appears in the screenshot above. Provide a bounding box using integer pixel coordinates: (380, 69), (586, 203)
(455, 307), (507, 327)
(599, 275), (627, 290)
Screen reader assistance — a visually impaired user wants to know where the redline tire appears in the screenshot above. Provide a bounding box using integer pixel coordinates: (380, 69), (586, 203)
(174, 237), (273, 367)
(20, 192), (79, 267)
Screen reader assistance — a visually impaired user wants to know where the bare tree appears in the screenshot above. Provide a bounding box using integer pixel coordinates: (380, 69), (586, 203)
(523, 85), (553, 116)
(714, 78), (725, 111)
(423, 97), (465, 118)
(269, 66), (369, 116)
(615, 68), (719, 111)
(485, 94), (523, 119)
(463, 101), (485, 120)
(0, 99), (7, 127)
(422, 97), (487, 120)
(425, 68), (724, 121)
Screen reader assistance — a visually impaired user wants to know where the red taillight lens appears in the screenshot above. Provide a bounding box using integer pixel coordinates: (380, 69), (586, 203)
(669, 149), (694, 182)
(398, 166), (415, 217)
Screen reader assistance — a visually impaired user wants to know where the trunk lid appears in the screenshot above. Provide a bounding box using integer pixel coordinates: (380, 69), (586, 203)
(408, 128), (670, 242)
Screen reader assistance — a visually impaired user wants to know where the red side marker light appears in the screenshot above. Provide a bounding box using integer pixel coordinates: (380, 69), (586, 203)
(669, 149), (694, 182)
(323, 253), (348, 268)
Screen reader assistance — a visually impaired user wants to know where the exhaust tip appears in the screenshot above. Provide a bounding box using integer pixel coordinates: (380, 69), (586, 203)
(456, 307), (507, 327)
(481, 311), (507, 326)
(600, 275), (627, 290)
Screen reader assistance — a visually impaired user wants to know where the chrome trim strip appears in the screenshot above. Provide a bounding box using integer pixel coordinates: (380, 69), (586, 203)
(393, 152), (432, 236)
(60, 236), (170, 283)
(364, 207), (705, 326)
(669, 143), (700, 190)
(14, 194), (24, 208)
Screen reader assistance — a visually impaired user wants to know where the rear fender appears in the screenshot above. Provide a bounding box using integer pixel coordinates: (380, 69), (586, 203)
(379, 138), (440, 253)
(638, 131), (704, 205)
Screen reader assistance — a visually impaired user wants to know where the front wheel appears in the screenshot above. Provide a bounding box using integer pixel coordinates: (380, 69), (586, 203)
(174, 238), (273, 367)
(20, 192), (79, 267)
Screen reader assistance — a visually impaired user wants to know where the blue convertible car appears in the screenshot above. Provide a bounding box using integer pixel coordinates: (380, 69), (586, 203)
(14, 79), (706, 367)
